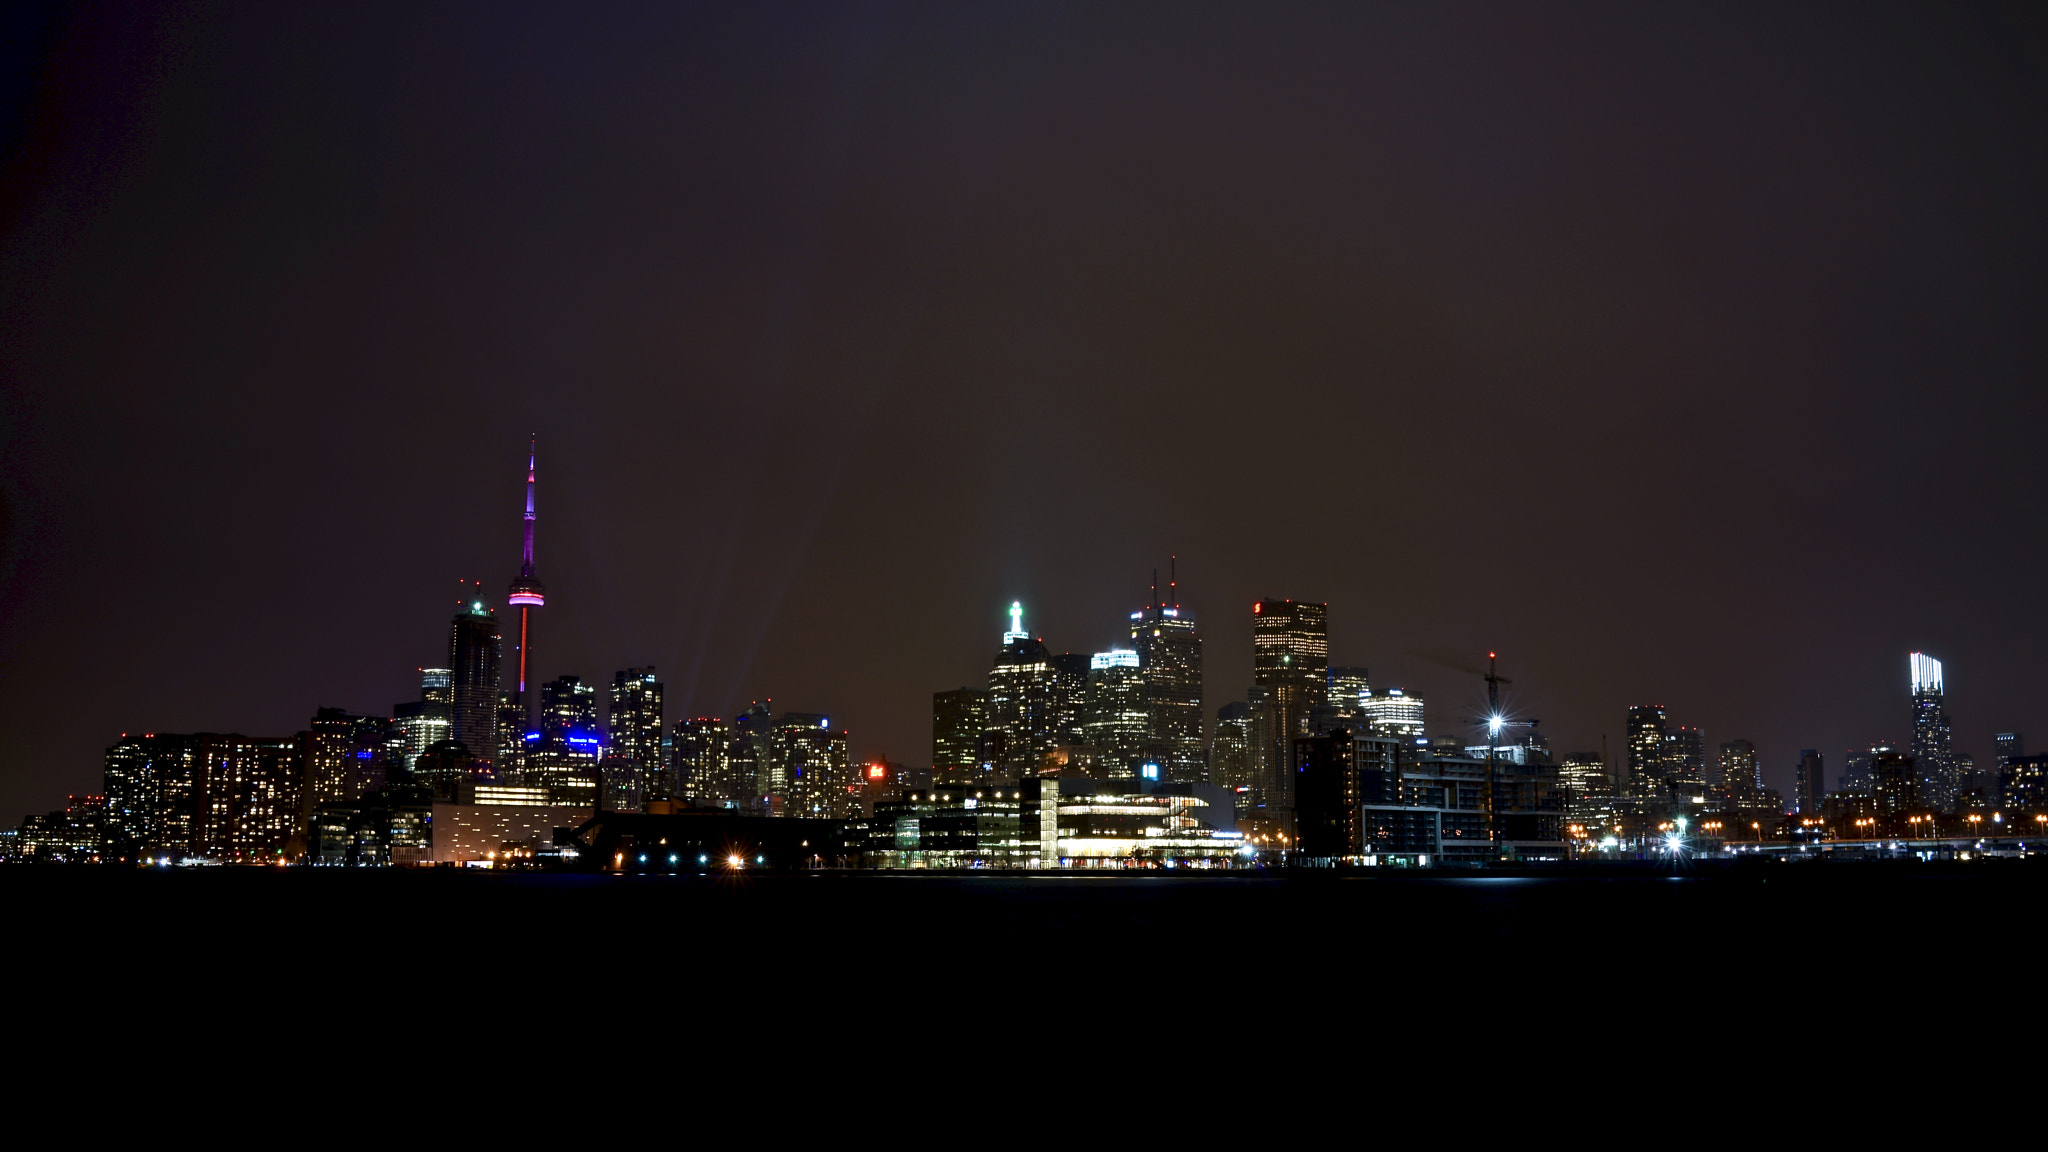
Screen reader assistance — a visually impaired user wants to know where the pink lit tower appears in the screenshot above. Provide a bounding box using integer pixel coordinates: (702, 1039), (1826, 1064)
(505, 438), (547, 727)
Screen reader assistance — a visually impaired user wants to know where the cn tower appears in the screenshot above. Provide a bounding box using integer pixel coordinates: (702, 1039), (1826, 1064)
(505, 438), (546, 725)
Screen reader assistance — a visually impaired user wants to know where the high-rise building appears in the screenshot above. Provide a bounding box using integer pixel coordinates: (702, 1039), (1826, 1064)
(1252, 598), (1328, 811)
(931, 687), (988, 777)
(608, 668), (665, 799)
(777, 714), (852, 819)
(988, 602), (1059, 778)
(1718, 739), (1759, 806)
(305, 708), (394, 808)
(526, 674), (600, 804)
(733, 700), (776, 804)
(1049, 653), (1092, 747)
(1083, 649), (1148, 778)
(118, 732), (303, 860)
(447, 589), (503, 769)
(1794, 749), (1825, 814)
(1210, 702), (1252, 814)
(1663, 726), (1705, 800)
(1131, 581), (1204, 781)
(1244, 684), (1278, 817)
(1995, 732), (2024, 770)
(1559, 752), (1610, 819)
(1625, 706), (1668, 798)
(505, 440), (547, 727)
(1909, 652), (1955, 811)
(391, 669), (455, 777)
(672, 717), (738, 803)
(1360, 688), (1425, 739)
(1870, 746), (1918, 824)
(1328, 667), (1372, 714)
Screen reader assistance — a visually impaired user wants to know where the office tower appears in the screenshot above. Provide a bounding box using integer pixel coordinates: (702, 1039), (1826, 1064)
(1245, 684), (1277, 814)
(1718, 739), (1759, 805)
(1049, 653), (1092, 746)
(1252, 598), (1329, 809)
(778, 714), (852, 819)
(526, 674), (600, 804)
(447, 588), (503, 769)
(305, 708), (393, 808)
(1870, 747), (1918, 822)
(672, 718), (737, 803)
(1559, 752), (1609, 817)
(1083, 649), (1148, 778)
(2002, 754), (2048, 811)
(389, 668), (455, 777)
(931, 687), (988, 776)
(1328, 667), (1371, 714)
(1295, 730), (1363, 859)
(1131, 575), (1205, 781)
(1210, 702), (1252, 805)
(608, 668), (665, 799)
(1625, 706), (1668, 798)
(1794, 749), (1825, 814)
(1663, 726), (1705, 799)
(1995, 732), (2024, 769)
(1909, 652), (1955, 811)
(733, 700), (776, 803)
(1360, 688), (1425, 738)
(988, 602), (1059, 778)
(412, 739), (475, 800)
(504, 440), (547, 727)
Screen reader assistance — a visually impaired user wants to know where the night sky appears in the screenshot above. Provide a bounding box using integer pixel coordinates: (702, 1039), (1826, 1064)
(4, 2), (2046, 818)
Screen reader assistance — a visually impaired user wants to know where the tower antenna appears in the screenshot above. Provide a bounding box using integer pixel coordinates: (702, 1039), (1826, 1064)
(1170, 554), (1178, 607)
(1151, 569), (1158, 610)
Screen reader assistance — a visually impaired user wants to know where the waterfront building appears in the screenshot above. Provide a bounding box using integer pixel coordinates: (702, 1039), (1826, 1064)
(672, 718), (739, 804)
(525, 675), (600, 805)
(1718, 739), (1759, 806)
(305, 708), (392, 808)
(778, 714), (853, 819)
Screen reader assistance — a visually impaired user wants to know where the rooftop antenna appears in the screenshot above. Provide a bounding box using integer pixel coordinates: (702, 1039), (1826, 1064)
(1170, 555), (1178, 607)
(1151, 569), (1158, 610)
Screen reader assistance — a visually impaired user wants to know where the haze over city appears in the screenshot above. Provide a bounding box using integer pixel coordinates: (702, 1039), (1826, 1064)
(4, 3), (2046, 823)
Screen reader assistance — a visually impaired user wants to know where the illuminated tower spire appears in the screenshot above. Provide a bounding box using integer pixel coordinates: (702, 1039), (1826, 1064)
(506, 439), (546, 701)
(1003, 601), (1027, 643)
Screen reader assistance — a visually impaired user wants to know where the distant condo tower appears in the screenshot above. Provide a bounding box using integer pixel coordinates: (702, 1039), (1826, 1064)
(505, 438), (547, 726)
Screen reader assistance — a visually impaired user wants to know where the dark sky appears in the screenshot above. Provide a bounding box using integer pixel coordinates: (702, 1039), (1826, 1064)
(4, 1), (2047, 817)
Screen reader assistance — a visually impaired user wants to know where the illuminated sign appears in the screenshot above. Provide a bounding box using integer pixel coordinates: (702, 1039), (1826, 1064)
(867, 765), (886, 780)
(1090, 649), (1139, 670)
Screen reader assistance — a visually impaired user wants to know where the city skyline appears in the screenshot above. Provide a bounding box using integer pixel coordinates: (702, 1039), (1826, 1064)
(4, 5), (2047, 821)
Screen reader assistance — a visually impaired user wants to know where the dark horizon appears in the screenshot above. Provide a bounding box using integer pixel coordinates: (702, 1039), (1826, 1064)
(4, 2), (2047, 817)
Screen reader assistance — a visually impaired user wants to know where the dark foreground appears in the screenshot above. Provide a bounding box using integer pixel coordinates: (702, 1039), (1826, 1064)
(12, 860), (2038, 1005)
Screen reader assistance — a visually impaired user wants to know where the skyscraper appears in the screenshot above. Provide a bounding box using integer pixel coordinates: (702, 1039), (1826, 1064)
(931, 687), (988, 777)
(1327, 667), (1372, 713)
(672, 717), (737, 803)
(777, 714), (852, 819)
(1210, 701), (1252, 814)
(1360, 688), (1425, 739)
(1794, 749), (1825, 813)
(392, 668), (453, 776)
(1252, 598), (1328, 811)
(1130, 571), (1204, 781)
(1995, 732), (2024, 770)
(526, 674), (599, 804)
(608, 668), (665, 798)
(1049, 652), (1093, 746)
(447, 587), (503, 769)
(1718, 739), (1759, 806)
(1625, 706), (1668, 798)
(1083, 649), (1148, 777)
(1663, 725), (1705, 800)
(1909, 652), (1955, 811)
(988, 602), (1059, 778)
(505, 439), (546, 726)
